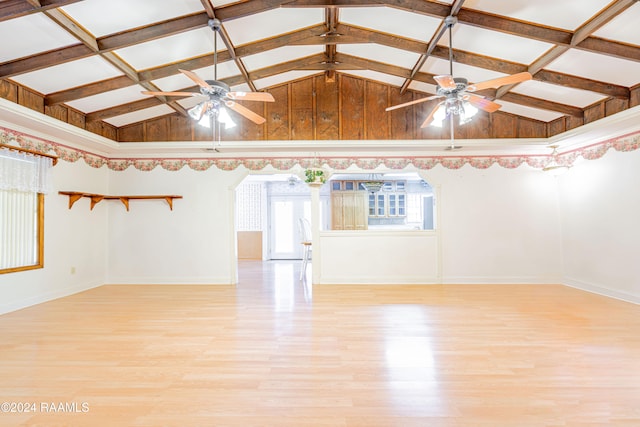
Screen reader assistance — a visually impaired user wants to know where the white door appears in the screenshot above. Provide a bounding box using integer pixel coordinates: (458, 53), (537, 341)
(269, 196), (311, 259)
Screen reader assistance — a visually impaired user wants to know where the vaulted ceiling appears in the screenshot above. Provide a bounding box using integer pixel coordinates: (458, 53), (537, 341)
(1, 0), (639, 148)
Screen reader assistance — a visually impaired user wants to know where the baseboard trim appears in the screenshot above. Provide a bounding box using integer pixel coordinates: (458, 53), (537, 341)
(106, 277), (233, 285)
(562, 277), (640, 305)
(0, 280), (103, 315)
(442, 276), (560, 285)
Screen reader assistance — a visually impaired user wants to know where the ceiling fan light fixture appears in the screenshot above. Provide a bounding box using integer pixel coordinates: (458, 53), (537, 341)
(459, 102), (478, 125)
(430, 99), (478, 127)
(192, 104), (236, 129)
(431, 104), (448, 128)
(217, 107), (236, 129)
(188, 103), (206, 121)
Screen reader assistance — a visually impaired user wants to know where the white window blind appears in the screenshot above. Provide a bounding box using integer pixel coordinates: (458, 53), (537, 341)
(1, 190), (39, 269)
(0, 147), (52, 272)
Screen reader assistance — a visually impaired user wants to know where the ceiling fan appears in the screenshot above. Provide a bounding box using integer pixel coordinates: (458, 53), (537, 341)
(141, 18), (274, 128)
(386, 16), (532, 128)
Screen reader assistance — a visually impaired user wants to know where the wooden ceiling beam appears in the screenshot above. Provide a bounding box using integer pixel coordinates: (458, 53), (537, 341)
(334, 53), (411, 79)
(499, 92), (585, 118)
(235, 24), (327, 56)
(0, 43), (92, 77)
(86, 97), (163, 122)
(98, 12), (209, 51)
(456, 5), (640, 64)
(213, 0), (292, 22)
(0, 0), (82, 22)
(43, 19), (630, 109)
(248, 53), (327, 80)
(46, 76), (134, 105)
(534, 70), (629, 99)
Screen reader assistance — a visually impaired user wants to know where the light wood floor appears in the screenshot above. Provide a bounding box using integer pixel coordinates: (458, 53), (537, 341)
(1, 261), (639, 426)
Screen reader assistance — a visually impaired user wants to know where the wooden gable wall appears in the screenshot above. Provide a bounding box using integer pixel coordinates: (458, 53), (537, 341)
(2, 74), (638, 143)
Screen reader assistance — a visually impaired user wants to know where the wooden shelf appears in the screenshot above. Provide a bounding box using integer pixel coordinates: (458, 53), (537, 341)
(59, 192), (182, 211)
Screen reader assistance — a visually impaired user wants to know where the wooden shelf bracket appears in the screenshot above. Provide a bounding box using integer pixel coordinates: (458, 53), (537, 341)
(59, 192), (182, 211)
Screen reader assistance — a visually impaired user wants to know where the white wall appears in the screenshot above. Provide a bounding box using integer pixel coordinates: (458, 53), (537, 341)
(2, 129), (639, 312)
(559, 149), (640, 303)
(0, 160), (108, 314)
(316, 165), (564, 285)
(318, 230), (440, 284)
(430, 164), (563, 284)
(106, 165), (246, 284)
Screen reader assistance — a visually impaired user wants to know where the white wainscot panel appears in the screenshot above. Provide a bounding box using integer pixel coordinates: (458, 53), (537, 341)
(318, 231), (439, 284)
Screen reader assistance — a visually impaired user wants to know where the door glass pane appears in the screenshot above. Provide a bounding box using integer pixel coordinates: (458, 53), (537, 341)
(273, 200), (294, 253)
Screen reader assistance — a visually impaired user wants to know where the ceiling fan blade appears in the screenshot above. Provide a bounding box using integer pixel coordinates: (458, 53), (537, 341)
(141, 90), (199, 97)
(179, 69), (211, 89)
(225, 101), (266, 125)
(420, 101), (444, 128)
(467, 72), (532, 92)
(464, 93), (502, 113)
(434, 75), (456, 90)
(386, 95), (442, 112)
(227, 91), (275, 102)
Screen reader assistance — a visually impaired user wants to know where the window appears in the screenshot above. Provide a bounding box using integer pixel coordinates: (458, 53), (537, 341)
(0, 146), (53, 274)
(329, 174), (435, 230)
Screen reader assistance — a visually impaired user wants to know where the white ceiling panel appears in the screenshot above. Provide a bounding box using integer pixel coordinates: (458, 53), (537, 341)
(66, 85), (150, 113)
(152, 62), (241, 92)
(61, 0), (205, 37)
(223, 8), (324, 46)
(407, 81), (437, 96)
(338, 44), (420, 69)
(546, 50), (640, 86)
(340, 70), (406, 88)
(0, 14), (79, 62)
(242, 46), (324, 71)
(176, 95), (205, 110)
(463, 0), (613, 31)
(512, 80), (607, 108)
(593, 2), (640, 45)
(230, 83), (252, 93)
(340, 7), (441, 42)
(115, 27), (215, 71)
(211, 0), (238, 6)
(442, 24), (554, 64)
(254, 71), (321, 91)
(9, 57), (123, 94)
(104, 105), (175, 127)
(420, 57), (506, 86)
(498, 101), (564, 122)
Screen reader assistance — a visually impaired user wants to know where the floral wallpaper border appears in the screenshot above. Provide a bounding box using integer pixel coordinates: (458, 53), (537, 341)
(1, 126), (639, 173)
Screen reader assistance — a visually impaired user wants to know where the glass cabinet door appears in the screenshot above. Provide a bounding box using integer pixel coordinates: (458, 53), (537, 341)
(388, 194), (396, 216)
(377, 194), (385, 216)
(398, 194), (406, 216)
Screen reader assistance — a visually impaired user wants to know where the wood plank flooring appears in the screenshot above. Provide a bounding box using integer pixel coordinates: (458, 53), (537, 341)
(1, 260), (639, 426)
